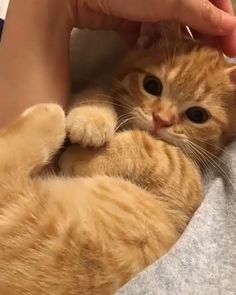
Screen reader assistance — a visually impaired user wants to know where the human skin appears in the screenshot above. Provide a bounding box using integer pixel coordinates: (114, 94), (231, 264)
(0, 0), (235, 126)
(73, 0), (236, 55)
(0, 0), (72, 126)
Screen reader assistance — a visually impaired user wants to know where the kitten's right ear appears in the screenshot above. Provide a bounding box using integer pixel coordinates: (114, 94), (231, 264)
(154, 21), (183, 40)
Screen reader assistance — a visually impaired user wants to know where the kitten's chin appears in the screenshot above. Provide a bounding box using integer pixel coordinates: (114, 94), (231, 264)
(133, 118), (154, 133)
(154, 129), (184, 147)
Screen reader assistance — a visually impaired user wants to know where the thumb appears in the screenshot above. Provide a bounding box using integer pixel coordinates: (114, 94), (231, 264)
(215, 0), (236, 57)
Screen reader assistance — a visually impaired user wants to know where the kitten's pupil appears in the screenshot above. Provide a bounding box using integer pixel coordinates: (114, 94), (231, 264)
(143, 75), (163, 96)
(185, 107), (209, 124)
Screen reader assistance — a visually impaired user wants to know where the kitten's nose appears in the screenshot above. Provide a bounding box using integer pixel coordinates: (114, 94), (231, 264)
(152, 112), (174, 131)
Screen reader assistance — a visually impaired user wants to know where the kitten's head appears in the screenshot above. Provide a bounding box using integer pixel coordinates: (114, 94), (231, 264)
(115, 33), (236, 158)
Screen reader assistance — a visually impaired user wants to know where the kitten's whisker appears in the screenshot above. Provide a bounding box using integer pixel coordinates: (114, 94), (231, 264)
(190, 140), (232, 171)
(189, 135), (233, 159)
(181, 143), (202, 167)
(106, 93), (135, 110)
(161, 28), (171, 62)
(188, 142), (222, 175)
(186, 143), (211, 171)
(111, 84), (136, 106)
(73, 99), (131, 113)
(170, 30), (179, 67)
(161, 40), (170, 63)
(72, 75), (135, 110)
(115, 117), (135, 131)
(195, 148), (233, 187)
(188, 141), (236, 190)
(183, 143), (208, 171)
(115, 113), (136, 129)
(96, 93), (134, 110)
(183, 143), (212, 181)
(117, 113), (132, 121)
(100, 91), (135, 109)
(116, 114), (134, 128)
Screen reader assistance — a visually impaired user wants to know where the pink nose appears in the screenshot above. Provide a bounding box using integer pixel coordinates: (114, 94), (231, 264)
(153, 113), (174, 131)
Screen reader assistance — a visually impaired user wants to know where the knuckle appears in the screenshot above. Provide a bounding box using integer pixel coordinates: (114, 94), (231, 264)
(201, 0), (212, 20)
(201, 0), (222, 29)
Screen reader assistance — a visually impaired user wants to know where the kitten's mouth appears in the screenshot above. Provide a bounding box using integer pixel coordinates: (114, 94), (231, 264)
(150, 129), (161, 137)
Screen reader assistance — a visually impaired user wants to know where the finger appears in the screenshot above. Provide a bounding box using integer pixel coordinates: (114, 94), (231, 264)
(84, 0), (176, 21)
(76, 2), (122, 30)
(76, 2), (141, 45)
(176, 0), (236, 35)
(200, 34), (222, 49)
(220, 32), (236, 57)
(213, 0), (236, 56)
(77, 1), (140, 32)
(213, 0), (235, 14)
(116, 21), (141, 45)
(189, 28), (232, 57)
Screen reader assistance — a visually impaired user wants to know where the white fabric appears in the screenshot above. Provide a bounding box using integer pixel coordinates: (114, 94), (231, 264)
(0, 0), (9, 20)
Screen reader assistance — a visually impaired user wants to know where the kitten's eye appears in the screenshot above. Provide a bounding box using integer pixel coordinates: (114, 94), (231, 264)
(185, 107), (209, 124)
(143, 75), (163, 96)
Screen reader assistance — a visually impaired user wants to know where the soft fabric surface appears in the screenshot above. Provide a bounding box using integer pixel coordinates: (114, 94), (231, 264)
(0, 0), (8, 39)
(0, 0), (8, 20)
(117, 129), (236, 294)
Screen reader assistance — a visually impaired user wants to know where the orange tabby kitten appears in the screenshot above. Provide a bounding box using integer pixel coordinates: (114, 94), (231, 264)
(0, 38), (235, 295)
(59, 37), (236, 291)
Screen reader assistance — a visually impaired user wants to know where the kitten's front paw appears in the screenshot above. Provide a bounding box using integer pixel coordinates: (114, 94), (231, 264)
(66, 107), (116, 147)
(22, 103), (66, 140)
(19, 104), (66, 166)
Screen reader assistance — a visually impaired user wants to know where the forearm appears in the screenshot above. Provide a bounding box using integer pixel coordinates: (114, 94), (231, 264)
(0, 0), (72, 126)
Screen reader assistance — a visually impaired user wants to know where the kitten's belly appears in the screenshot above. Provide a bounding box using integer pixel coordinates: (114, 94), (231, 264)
(0, 175), (177, 294)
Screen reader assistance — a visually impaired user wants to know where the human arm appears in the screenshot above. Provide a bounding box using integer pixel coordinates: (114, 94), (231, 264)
(0, 0), (73, 126)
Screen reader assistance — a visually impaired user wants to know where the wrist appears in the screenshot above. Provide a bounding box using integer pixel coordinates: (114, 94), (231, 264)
(0, 0), (73, 126)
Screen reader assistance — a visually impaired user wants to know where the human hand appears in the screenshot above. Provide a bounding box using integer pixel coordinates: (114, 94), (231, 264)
(70, 0), (236, 56)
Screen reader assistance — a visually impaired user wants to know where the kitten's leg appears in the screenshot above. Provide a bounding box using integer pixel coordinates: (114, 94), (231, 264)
(0, 104), (65, 175)
(67, 89), (117, 147)
(59, 130), (158, 178)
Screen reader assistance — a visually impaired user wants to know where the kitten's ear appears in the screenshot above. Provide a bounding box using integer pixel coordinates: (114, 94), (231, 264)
(154, 21), (184, 40)
(137, 21), (189, 48)
(225, 64), (236, 85)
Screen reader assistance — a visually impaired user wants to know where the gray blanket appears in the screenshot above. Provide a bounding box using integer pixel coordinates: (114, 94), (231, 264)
(118, 101), (236, 295)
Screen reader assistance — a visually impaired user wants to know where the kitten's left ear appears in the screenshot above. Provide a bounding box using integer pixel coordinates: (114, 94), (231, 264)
(225, 64), (236, 85)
